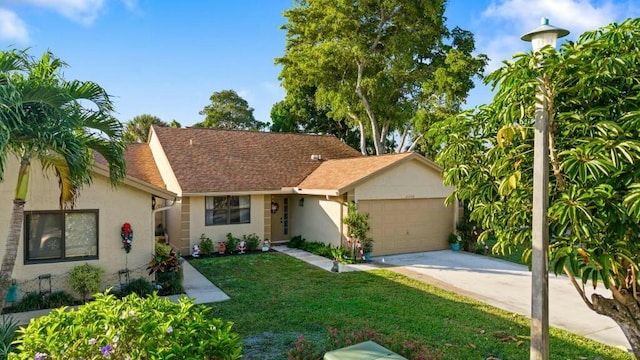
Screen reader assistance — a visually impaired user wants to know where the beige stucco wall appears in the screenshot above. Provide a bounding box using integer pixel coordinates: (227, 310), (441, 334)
(0, 158), (154, 298)
(187, 195), (265, 250)
(290, 195), (343, 247)
(355, 160), (454, 201)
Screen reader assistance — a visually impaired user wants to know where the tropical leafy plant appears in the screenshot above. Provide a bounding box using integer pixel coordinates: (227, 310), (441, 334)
(0, 316), (18, 358)
(428, 18), (640, 356)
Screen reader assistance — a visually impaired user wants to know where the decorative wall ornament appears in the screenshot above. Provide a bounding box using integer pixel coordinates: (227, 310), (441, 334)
(121, 223), (133, 253)
(270, 201), (279, 213)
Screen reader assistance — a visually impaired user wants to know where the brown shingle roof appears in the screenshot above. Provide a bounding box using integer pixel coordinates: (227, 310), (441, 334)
(297, 152), (416, 192)
(95, 143), (166, 189)
(152, 126), (362, 193)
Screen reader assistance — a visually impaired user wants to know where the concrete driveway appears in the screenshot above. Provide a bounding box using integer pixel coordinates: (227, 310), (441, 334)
(373, 250), (630, 351)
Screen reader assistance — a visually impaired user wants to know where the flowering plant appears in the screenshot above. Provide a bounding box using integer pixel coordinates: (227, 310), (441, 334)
(121, 223), (133, 253)
(10, 292), (242, 359)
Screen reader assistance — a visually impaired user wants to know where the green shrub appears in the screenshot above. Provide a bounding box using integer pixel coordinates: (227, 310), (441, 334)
(199, 234), (214, 255)
(225, 233), (239, 254)
(7, 292), (46, 313)
(0, 316), (18, 359)
(243, 233), (261, 251)
(118, 278), (155, 298)
(5, 291), (79, 313)
(10, 292), (243, 359)
(288, 235), (306, 248)
(46, 291), (79, 308)
(68, 263), (104, 303)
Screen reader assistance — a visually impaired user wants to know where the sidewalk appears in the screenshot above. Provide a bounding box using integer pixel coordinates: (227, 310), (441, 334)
(1, 260), (228, 326)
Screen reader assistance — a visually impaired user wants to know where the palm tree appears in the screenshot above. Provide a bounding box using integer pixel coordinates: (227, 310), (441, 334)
(0, 50), (126, 308)
(122, 114), (168, 143)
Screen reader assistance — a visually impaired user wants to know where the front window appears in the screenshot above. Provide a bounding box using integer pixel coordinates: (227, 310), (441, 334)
(205, 196), (251, 225)
(24, 210), (98, 263)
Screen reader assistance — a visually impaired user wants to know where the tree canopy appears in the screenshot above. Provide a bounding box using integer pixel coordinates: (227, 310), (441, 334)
(276, 0), (486, 155)
(123, 114), (168, 143)
(196, 89), (267, 130)
(428, 18), (640, 355)
(0, 49), (126, 308)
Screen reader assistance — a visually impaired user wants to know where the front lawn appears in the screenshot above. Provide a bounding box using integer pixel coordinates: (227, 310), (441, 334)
(190, 252), (631, 360)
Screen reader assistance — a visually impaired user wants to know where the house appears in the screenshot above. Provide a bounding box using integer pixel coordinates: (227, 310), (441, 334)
(0, 145), (176, 295)
(0, 126), (456, 296)
(146, 126), (457, 256)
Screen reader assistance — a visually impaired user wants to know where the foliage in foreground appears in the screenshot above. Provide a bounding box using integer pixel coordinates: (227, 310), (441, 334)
(0, 316), (18, 359)
(428, 18), (640, 355)
(10, 292), (242, 359)
(191, 253), (632, 359)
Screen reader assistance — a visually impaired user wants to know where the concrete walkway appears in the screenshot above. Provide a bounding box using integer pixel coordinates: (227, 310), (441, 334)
(2, 260), (228, 326)
(275, 246), (630, 352)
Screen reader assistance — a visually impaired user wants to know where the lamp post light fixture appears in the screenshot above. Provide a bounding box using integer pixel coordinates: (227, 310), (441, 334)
(521, 17), (569, 360)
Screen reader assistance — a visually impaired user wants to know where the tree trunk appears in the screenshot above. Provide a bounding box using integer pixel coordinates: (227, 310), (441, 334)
(358, 121), (367, 155)
(0, 200), (26, 310)
(396, 127), (408, 153)
(407, 133), (425, 152)
(591, 292), (640, 357)
(355, 62), (383, 155)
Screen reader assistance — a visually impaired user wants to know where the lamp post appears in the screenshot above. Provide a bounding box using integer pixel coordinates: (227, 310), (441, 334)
(521, 18), (569, 360)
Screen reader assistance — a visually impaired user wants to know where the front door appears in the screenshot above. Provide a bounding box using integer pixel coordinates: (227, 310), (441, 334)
(270, 195), (291, 242)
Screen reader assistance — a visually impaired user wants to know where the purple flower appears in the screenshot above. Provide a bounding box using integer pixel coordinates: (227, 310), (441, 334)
(100, 344), (113, 358)
(34, 353), (48, 360)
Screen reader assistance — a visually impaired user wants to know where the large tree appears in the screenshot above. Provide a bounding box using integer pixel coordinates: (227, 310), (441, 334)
(196, 89), (267, 130)
(429, 18), (640, 356)
(0, 49), (126, 308)
(276, 0), (486, 155)
(122, 114), (168, 143)
(270, 86), (362, 151)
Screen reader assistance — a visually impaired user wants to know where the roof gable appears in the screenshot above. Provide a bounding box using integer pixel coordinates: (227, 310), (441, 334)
(152, 126), (362, 193)
(296, 152), (442, 194)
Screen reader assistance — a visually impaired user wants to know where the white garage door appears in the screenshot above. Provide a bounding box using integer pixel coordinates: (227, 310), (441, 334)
(358, 198), (453, 256)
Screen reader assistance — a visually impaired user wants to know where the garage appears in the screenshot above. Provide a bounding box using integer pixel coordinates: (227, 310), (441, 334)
(357, 198), (453, 256)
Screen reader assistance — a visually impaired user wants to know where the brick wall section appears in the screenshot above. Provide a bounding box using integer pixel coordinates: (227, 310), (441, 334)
(178, 198), (191, 255)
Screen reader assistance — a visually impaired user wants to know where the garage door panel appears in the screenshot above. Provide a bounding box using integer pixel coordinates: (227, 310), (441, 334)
(358, 198), (453, 256)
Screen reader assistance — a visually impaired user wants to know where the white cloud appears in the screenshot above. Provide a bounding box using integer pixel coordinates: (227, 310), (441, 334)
(120, 0), (137, 11)
(482, 0), (618, 35)
(22, 0), (105, 25)
(476, 0), (628, 71)
(0, 8), (29, 42)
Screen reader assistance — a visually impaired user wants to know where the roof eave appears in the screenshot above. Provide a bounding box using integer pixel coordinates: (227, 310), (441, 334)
(93, 163), (176, 199)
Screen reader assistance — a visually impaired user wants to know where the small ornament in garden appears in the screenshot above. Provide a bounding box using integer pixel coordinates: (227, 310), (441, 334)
(192, 244), (200, 257)
(121, 223), (133, 253)
(218, 241), (226, 255)
(262, 240), (270, 252)
(238, 240), (247, 254)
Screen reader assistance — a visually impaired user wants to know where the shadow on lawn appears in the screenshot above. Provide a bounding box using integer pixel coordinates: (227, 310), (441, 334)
(189, 252), (631, 360)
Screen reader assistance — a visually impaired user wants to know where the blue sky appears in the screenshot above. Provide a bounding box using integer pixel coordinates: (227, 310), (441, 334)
(1, 0), (638, 127)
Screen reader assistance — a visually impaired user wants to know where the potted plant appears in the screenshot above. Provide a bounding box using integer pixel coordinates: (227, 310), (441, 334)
(362, 238), (374, 262)
(448, 233), (462, 251)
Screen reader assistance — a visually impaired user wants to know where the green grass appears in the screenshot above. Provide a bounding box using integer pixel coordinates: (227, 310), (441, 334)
(190, 252), (632, 360)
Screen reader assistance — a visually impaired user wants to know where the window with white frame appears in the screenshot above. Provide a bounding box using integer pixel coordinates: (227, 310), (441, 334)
(24, 210), (98, 263)
(205, 196), (251, 226)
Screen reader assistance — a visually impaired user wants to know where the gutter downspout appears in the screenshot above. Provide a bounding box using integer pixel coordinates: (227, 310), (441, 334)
(151, 197), (179, 249)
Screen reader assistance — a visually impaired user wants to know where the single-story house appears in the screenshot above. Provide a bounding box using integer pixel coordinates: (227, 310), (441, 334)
(0, 147), (176, 295)
(147, 126), (457, 256)
(0, 126), (456, 296)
